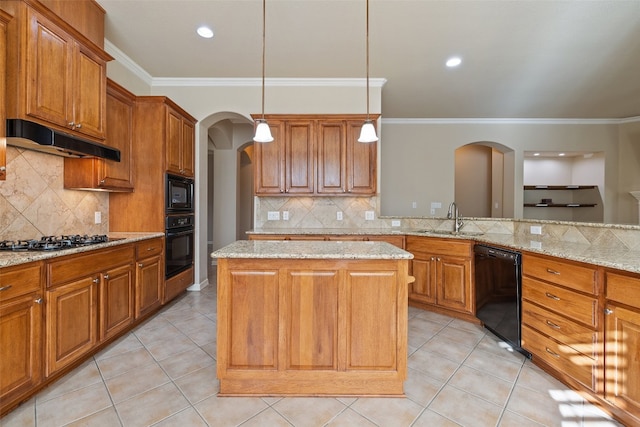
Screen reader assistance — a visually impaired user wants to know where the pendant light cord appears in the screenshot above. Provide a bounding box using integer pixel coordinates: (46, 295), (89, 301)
(261, 0), (266, 120)
(365, 0), (370, 120)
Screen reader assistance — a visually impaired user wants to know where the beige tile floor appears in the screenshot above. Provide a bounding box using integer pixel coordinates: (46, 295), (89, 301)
(1, 271), (624, 427)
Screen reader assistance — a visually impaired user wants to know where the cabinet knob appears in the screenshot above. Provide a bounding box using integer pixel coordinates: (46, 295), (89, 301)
(92, 278), (100, 283)
(138, 263), (144, 267)
(0, 166), (6, 172)
(103, 274), (110, 280)
(68, 121), (75, 127)
(35, 298), (43, 304)
(604, 308), (614, 315)
(76, 123), (82, 129)
(99, 180), (106, 185)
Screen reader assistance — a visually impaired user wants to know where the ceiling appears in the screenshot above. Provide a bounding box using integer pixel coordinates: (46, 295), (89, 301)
(98, 0), (640, 120)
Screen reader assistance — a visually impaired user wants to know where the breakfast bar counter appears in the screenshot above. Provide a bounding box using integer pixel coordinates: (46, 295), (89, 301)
(210, 240), (414, 396)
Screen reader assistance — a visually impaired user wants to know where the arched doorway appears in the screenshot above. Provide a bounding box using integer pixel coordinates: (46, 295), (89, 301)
(454, 141), (515, 218)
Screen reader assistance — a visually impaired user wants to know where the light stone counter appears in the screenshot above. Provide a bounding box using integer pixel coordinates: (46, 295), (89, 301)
(211, 239), (413, 260)
(248, 228), (640, 274)
(0, 232), (165, 268)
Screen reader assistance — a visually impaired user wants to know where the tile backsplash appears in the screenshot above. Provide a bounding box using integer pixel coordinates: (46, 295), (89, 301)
(0, 146), (109, 240)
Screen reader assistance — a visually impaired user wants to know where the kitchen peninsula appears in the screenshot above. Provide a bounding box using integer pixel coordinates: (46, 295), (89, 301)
(211, 240), (414, 396)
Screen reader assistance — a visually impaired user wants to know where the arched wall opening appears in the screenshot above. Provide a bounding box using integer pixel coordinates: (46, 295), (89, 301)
(454, 141), (515, 219)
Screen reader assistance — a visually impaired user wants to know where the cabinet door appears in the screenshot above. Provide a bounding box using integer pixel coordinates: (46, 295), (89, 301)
(254, 120), (285, 194)
(285, 269), (339, 370)
(102, 81), (134, 188)
(181, 120), (195, 177)
(346, 269), (399, 370)
(316, 120), (346, 194)
(605, 304), (640, 419)
(26, 9), (73, 128)
(285, 120), (315, 194)
(166, 107), (183, 175)
(72, 43), (106, 139)
(46, 277), (98, 376)
(100, 264), (134, 340)
(346, 120), (376, 194)
(436, 256), (472, 313)
(136, 255), (163, 318)
(0, 293), (43, 405)
(409, 258), (436, 304)
(0, 12), (7, 181)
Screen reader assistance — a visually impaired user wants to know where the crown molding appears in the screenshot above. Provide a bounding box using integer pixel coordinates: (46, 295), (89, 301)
(104, 39), (153, 86)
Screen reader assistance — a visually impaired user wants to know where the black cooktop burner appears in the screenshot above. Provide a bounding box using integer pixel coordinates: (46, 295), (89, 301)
(0, 235), (110, 252)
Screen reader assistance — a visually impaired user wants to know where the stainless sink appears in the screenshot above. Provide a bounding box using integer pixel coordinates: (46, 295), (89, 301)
(416, 230), (484, 236)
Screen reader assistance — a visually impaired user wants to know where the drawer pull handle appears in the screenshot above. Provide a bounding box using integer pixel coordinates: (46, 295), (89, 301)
(545, 347), (561, 358)
(546, 268), (560, 275)
(0, 285), (12, 292)
(546, 320), (561, 329)
(147, 247), (155, 251)
(545, 292), (560, 301)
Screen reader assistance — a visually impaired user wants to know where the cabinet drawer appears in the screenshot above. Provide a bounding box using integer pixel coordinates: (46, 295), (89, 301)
(136, 238), (164, 259)
(406, 236), (471, 258)
(522, 324), (597, 391)
(522, 300), (599, 360)
(606, 271), (640, 309)
(48, 246), (135, 287)
(0, 263), (42, 301)
(523, 253), (597, 294)
(523, 277), (598, 327)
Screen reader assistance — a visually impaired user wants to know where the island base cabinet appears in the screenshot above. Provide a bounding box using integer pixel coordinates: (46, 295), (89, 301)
(217, 258), (408, 396)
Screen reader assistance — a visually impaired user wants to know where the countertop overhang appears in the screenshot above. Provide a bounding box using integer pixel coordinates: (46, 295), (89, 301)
(211, 239), (413, 260)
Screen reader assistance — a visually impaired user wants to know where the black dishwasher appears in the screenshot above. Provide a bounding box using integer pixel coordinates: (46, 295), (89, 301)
(474, 244), (530, 357)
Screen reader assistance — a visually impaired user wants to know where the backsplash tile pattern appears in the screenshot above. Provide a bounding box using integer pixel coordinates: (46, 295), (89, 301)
(0, 147), (109, 240)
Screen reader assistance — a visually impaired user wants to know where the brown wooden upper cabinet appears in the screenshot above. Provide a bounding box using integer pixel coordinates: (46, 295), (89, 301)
(253, 114), (378, 196)
(166, 105), (195, 177)
(2, 1), (112, 142)
(64, 79), (135, 191)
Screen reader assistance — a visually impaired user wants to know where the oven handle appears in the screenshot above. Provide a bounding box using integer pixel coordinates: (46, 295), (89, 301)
(166, 228), (194, 238)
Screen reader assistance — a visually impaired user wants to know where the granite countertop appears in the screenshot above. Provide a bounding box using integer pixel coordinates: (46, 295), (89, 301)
(211, 240), (414, 260)
(249, 228), (640, 274)
(0, 232), (165, 268)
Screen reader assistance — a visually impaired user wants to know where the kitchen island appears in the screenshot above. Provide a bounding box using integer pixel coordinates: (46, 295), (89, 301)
(211, 240), (414, 397)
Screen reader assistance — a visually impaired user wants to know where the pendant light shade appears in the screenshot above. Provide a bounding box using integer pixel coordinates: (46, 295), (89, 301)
(358, 0), (378, 143)
(358, 120), (377, 143)
(254, 119), (274, 143)
(254, 0), (272, 143)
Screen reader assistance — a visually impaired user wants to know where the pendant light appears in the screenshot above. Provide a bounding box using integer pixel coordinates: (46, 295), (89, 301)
(358, 0), (378, 143)
(254, 0), (273, 143)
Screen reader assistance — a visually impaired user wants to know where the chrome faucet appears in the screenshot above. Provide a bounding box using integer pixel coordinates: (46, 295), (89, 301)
(447, 202), (464, 233)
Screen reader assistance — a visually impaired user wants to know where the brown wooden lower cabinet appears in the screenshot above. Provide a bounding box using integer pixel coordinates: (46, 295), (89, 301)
(405, 236), (474, 321)
(100, 263), (135, 341)
(216, 257), (409, 396)
(135, 238), (164, 317)
(164, 266), (193, 304)
(0, 262), (44, 415)
(604, 271), (640, 425)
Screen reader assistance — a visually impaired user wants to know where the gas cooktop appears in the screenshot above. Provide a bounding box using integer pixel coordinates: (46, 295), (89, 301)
(0, 235), (111, 252)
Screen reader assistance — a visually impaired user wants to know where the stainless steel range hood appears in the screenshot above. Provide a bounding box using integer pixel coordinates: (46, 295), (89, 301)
(6, 119), (121, 162)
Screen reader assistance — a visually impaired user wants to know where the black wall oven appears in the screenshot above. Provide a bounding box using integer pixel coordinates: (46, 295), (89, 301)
(165, 214), (194, 279)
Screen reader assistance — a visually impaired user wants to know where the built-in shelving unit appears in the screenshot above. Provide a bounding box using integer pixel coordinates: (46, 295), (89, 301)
(523, 185), (602, 221)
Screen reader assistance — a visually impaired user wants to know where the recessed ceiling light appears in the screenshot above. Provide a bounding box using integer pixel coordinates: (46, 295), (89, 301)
(197, 26), (214, 39)
(446, 57), (462, 67)
(533, 152), (540, 156)
(558, 153), (565, 156)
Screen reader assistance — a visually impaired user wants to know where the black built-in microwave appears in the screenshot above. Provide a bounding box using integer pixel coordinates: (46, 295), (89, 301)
(166, 174), (194, 212)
